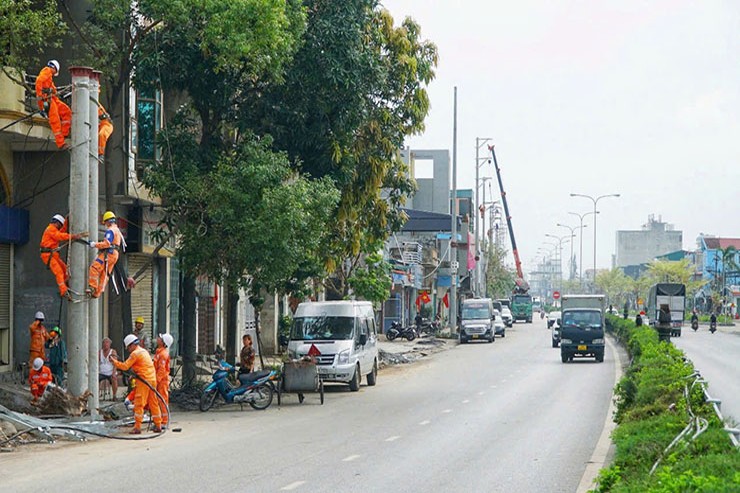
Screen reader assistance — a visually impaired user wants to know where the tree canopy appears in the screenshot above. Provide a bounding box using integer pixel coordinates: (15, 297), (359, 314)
(0, 0), (64, 73)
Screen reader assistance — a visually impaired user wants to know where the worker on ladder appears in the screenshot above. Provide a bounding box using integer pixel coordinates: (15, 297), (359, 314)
(40, 214), (88, 300)
(87, 211), (125, 298)
(35, 60), (71, 149)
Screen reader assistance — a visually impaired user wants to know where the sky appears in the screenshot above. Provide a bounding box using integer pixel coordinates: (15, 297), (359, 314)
(383, 0), (740, 274)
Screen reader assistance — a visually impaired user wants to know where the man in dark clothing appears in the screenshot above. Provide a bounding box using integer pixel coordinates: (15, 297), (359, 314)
(45, 326), (67, 385)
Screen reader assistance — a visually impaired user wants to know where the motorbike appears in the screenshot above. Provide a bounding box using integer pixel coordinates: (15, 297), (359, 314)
(386, 321), (417, 341)
(540, 310), (545, 320)
(691, 319), (699, 331)
(709, 320), (717, 334)
(199, 360), (278, 412)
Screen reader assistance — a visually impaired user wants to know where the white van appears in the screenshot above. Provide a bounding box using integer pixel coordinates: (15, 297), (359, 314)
(288, 301), (378, 391)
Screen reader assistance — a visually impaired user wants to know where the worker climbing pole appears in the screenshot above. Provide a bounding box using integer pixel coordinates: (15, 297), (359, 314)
(87, 211), (126, 299)
(35, 60), (72, 149)
(39, 214), (88, 300)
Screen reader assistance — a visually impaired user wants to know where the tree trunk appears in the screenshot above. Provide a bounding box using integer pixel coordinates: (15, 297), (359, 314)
(226, 289), (239, 364)
(182, 275), (197, 386)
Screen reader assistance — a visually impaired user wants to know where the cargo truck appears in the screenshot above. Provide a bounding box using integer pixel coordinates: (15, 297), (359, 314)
(647, 283), (686, 338)
(511, 294), (533, 323)
(559, 294), (606, 363)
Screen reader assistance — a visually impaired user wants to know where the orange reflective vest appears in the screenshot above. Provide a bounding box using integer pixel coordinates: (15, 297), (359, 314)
(112, 346), (156, 387)
(40, 222), (72, 253)
(29, 321), (49, 358)
(153, 347), (170, 385)
(35, 66), (56, 111)
(29, 365), (53, 397)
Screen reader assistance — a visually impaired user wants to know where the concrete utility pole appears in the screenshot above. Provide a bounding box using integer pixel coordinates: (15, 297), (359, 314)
(88, 71), (101, 415)
(67, 67), (92, 397)
(474, 137), (491, 297)
(450, 87), (458, 333)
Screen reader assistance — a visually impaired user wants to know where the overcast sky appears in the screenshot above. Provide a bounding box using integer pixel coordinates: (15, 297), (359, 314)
(383, 0), (740, 274)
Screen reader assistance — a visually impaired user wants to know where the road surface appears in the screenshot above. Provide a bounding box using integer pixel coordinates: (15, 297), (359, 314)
(673, 326), (740, 424)
(2, 317), (619, 493)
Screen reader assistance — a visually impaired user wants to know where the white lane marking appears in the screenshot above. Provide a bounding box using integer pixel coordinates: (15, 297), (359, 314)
(281, 481), (306, 491)
(419, 420), (431, 426)
(462, 399), (470, 404)
(442, 409), (452, 414)
(490, 385), (497, 388)
(385, 435), (401, 442)
(342, 454), (361, 462)
(477, 391), (485, 396)
(576, 336), (624, 493)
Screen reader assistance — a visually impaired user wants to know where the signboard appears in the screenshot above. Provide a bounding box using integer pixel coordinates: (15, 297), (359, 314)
(553, 291), (561, 300)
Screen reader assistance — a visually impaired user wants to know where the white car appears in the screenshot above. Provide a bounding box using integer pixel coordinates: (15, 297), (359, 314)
(500, 307), (513, 327)
(492, 309), (506, 337)
(548, 311), (562, 348)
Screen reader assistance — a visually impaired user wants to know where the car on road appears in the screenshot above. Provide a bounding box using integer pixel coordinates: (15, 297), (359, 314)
(500, 306), (513, 327)
(460, 298), (495, 343)
(493, 309), (506, 337)
(548, 311), (562, 347)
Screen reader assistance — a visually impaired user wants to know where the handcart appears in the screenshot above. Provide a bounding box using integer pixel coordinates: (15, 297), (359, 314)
(277, 358), (325, 405)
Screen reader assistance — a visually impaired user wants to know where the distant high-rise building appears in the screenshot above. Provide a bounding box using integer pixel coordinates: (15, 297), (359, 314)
(615, 215), (683, 268)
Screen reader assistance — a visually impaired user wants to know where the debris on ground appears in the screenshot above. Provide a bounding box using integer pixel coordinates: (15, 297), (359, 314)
(35, 385), (91, 416)
(170, 385), (208, 411)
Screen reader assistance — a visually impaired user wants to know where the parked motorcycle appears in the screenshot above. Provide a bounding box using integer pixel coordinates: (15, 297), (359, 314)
(199, 360), (278, 412)
(386, 321), (417, 342)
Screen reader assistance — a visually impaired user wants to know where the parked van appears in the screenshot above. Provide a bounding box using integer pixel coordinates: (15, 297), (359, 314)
(288, 301), (378, 391)
(460, 298), (495, 343)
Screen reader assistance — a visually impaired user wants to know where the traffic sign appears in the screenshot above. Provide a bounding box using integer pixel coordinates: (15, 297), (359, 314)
(553, 291), (560, 300)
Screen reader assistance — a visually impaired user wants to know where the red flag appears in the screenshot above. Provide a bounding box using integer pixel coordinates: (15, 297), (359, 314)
(213, 284), (219, 308)
(308, 344), (322, 357)
(421, 291), (431, 304)
(442, 292), (449, 308)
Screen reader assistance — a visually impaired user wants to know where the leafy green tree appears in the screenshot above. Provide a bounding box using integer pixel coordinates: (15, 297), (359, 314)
(486, 244), (515, 299)
(0, 0), (64, 75)
(638, 259), (706, 306)
(594, 268), (633, 308)
(347, 242), (392, 305)
(133, 0), (309, 376)
(252, 0), (438, 298)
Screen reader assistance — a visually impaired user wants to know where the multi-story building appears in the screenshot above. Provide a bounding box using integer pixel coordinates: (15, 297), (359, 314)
(615, 215), (683, 269)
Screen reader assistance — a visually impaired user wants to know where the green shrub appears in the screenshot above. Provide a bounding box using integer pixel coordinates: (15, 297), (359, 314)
(596, 314), (739, 492)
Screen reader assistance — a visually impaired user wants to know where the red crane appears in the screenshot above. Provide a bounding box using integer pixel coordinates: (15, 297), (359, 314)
(489, 145), (529, 294)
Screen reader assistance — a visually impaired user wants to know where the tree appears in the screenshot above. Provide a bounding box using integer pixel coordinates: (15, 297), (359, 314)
(252, 0), (438, 298)
(639, 259), (706, 306)
(485, 244), (515, 299)
(134, 0), (310, 378)
(594, 268), (633, 308)
(0, 0), (64, 75)
(347, 241), (392, 305)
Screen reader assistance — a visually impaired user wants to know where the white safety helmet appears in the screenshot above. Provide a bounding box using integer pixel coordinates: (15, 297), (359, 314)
(35, 311), (45, 320)
(33, 357), (44, 371)
(123, 334), (139, 347)
(159, 333), (174, 349)
(47, 60), (60, 75)
(51, 214), (65, 226)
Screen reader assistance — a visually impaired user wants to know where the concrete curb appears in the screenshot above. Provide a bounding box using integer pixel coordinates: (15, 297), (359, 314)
(576, 334), (625, 493)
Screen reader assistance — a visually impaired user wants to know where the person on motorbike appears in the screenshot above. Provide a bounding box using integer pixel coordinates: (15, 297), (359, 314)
(710, 312), (717, 332)
(635, 312), (643, 327)
(690, 311), (699, 327)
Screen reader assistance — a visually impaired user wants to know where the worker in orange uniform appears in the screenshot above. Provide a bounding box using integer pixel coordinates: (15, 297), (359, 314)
(29, 312), (49, 366)
(98, 104), (114, 160)
(35, 60), (71, 149)
(29, 357), (53, 402)
(154, 333), (174, 428)
(111, 334), (162, 434)
(40, 213), (87, 299)
(87, 211), (125, 298)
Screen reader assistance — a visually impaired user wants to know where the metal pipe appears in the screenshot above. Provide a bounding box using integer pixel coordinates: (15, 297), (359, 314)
(88, 70), (101, 416)
(67, 66), (92, 397)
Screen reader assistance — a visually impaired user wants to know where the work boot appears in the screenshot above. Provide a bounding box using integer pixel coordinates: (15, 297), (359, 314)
(129, 428), (141, 435)
(152, 426), (163, 433)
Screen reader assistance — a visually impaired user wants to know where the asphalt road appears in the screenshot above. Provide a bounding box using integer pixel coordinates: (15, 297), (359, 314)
(1, 317), (618, 493)
(673, 326), (740, 423)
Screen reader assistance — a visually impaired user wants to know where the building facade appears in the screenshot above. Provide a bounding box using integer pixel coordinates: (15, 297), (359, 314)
(615, 215), (683, 268)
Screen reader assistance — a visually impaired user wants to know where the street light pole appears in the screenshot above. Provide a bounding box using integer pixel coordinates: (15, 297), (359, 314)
(545, 234), (571, 294)
(568, 210), (598, 284)
(557, 222), (588, 281)
(474, 137), (491, 297)
(569, 193), (619, 287)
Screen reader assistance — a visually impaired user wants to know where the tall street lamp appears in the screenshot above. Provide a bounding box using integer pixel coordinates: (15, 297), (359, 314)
(545, 234), (571, 293)
(557, 222), (588, 281)
(568, 210), (599, 283)
(569, 193), (620, 286)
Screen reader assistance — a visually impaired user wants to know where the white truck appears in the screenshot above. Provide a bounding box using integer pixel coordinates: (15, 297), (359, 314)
(559, 294), (606, 363)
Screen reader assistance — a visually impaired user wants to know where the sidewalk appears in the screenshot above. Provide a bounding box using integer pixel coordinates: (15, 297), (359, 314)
(377, 334), (456, 367)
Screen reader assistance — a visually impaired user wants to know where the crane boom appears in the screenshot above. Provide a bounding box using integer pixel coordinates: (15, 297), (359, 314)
(490, 145), (529, 293)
